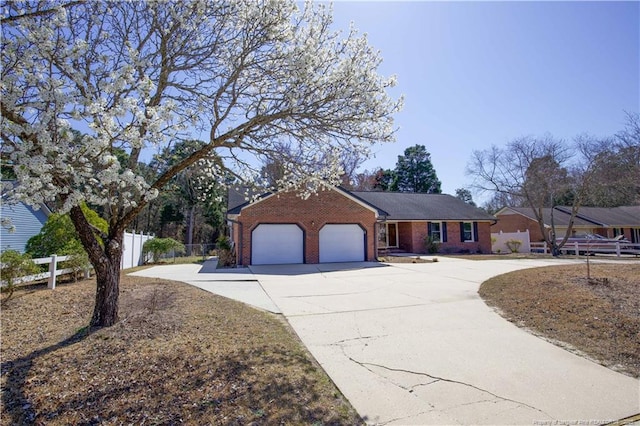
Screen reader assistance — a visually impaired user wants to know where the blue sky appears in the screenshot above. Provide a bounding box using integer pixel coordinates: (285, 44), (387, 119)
(328, 1), (639, 201)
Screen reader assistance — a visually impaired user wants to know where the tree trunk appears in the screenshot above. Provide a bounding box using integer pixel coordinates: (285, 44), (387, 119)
(186, 205), (195, 256)
(90, 246), (122, 327)
(86, 230), (124, 327)
(69, 205), (124, 327)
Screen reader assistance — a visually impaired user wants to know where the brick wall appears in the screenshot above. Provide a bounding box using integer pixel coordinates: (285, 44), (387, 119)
(233, 188), (377, 265)
(492, 212), (545, 241)
(437, 221), (491, 254)
(397, 221), (492, 254)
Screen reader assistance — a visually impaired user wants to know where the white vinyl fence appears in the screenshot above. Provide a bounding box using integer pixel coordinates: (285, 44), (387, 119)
(121, 230), (153, 269)
(1, 231), (153, 291)
(491, 230), (531, 254)
(531, 241), (640, 257)
(1, 254), (91, 290)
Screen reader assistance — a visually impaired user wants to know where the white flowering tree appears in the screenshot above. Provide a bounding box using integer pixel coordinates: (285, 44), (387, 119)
(1, 1), (401, 326)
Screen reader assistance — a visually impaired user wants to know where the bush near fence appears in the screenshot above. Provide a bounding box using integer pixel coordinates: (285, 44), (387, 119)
(491, 230), (531, 254)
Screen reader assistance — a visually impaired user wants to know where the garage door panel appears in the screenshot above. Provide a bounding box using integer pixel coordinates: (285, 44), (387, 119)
(320, 224), (365, 263)
(252, 224), (303, 265)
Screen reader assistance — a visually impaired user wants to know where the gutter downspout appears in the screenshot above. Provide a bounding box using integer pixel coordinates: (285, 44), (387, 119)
(226, 217), (243, 267)
(375, 215), (388, 260)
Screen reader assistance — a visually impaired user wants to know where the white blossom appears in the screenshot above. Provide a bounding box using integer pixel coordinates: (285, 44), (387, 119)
(2, 0), (401, 219)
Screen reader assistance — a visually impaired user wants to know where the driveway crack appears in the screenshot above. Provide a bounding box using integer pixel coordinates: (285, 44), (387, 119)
(348, 358), (553, 420)
(332, 335), (390, 346)
(376, 409), (451, 426)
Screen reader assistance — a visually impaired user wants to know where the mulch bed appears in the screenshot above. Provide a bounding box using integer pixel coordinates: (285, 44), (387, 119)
(1, 275), (362, 425)
(479, 263), (640, 378)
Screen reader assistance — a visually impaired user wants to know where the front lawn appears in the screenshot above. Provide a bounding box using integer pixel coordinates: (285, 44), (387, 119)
(1, 275), (362, 425)
(479, 263), (640, 378)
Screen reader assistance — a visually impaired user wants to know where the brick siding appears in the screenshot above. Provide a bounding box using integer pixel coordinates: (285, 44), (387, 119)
(492, 212), (545, 241)
(397, 221), (492, 254)
(232, 188), (377, 265)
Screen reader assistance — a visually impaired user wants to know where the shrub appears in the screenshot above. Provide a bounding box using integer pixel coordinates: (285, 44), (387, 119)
(423, 235), (440, 254)
(61, 251), (91, 282)
(143, 238), (185, 263)
(25, 203), (107, 259)
(216, 235), (235, 268)
(1, 250), (40, 304)
(505, 239), (522, 253)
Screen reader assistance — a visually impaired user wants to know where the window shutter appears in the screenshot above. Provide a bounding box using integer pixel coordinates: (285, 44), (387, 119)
(459, 222), (464, 242)
(473, 222), (479, 242)
(427, 222), (431, 238)
(442, 222), (448, 242)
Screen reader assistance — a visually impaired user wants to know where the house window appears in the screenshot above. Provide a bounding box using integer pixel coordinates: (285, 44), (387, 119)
(429, 222), (442, 243)
(463, 222), (474, 242)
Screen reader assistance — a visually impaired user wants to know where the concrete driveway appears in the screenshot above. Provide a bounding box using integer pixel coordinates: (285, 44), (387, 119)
(132, 257), (640, 425)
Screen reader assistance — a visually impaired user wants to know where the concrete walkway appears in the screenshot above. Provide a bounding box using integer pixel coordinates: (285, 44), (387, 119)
(130, 257), (640, 425)
(130, 259), (280, 313)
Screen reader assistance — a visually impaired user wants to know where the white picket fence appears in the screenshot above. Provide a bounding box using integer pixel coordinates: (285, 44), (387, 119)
(491, 230), (531, 254)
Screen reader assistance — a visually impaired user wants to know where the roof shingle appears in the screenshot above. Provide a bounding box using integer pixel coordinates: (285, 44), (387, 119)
(351, 191), (496, 221)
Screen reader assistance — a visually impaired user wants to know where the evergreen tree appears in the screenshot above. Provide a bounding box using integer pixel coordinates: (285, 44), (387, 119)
(394, 145), (442, 193)
(455, 188), (476, 206)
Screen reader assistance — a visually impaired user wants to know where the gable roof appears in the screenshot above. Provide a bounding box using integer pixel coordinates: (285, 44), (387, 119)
(227, 186), (494, 221)
(351, 191), (496, 221)
(226, 186), (386, 217)
(227, 186), (270, 215)
(556, 205), (640, 227)
(496, 205), (640, 227)
(495, 207), (599, 227)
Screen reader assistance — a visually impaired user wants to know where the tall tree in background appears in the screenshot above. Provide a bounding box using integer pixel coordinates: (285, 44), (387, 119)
(467, 135), (600, 255)
(373, 168), (397, 191)
(1, 1), (401, 326)
(481, 192), (523, 214)
(455, 188), (476, 206)
(344, 169), (379, 191)
(394, 145), (442, 193)
(153, 140), (226, 252)
(581, 113), (640, 206)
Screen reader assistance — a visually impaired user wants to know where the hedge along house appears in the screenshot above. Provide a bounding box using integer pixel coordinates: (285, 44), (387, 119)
(227, 186), (496, 266)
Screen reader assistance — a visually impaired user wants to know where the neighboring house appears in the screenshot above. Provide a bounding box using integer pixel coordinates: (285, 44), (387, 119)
(0, 201), (51, 253)
(493, 206), (640, 243)
(227, 186), (496, 265)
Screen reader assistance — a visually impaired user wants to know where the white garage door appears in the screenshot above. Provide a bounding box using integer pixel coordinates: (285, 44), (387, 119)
(252, 224), (303, 265)
(319, 224), (365, 263)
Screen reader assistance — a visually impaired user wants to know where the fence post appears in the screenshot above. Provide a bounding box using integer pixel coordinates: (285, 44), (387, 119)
(616, 242), (621, 257)
(48, 254), (57, 289)
(574, 242), (579, 256)
(129, 231), (134, 268)
(543, 241), (547, 254)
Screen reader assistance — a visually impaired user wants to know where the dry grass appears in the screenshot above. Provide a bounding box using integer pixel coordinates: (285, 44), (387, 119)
(479, 263), (640, 378)
(1, 275), (362, 425)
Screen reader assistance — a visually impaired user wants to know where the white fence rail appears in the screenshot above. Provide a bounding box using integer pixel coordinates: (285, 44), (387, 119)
(3, 254), (91, 290)
(492, 230), (531, 254)
(2, 230), (153, 291)
(531, 241), (640, 257)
